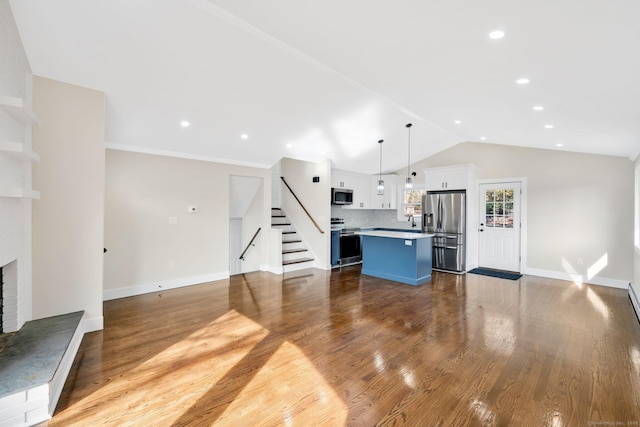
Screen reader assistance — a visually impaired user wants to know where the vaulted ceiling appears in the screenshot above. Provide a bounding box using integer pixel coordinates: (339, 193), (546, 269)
(9, 0), (640, 173)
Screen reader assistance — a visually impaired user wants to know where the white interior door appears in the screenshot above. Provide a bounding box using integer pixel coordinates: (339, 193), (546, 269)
(229, 218), (243, 275)
(478, 182), (521, 272)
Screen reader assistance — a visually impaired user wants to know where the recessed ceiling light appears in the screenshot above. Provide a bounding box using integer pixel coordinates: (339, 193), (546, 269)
(480, 137), (487, 141)
(544, 124), (554, 129)
(556, 143), (564, 147)
(489, 30), (505, 39)
(532, 105), (544, 111)
(516, 78), (530, 85)
(454, 120), (462, 125)
(180, 120), (190, 127)
(240, 133), (249, 139)
(286, 144), (292, 148)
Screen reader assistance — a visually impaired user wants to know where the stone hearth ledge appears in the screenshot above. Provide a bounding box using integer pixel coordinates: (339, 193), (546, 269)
(0, 311), (84, 426)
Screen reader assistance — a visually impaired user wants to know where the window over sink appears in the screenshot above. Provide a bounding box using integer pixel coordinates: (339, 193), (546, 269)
(397, 185), (426, 221)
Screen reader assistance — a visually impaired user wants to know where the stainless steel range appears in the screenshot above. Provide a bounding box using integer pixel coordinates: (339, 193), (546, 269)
(330, 218), (362, 266)
(339, 227), (362, 265)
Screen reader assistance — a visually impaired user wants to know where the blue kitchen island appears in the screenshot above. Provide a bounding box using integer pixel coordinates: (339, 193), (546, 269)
(357, 230), (433, 286)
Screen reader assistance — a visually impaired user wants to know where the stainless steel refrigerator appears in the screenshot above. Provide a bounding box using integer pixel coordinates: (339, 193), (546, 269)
(422, 190), (466, 272)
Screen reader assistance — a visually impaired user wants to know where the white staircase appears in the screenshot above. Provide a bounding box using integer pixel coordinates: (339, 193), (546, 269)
(271, 208), (314, 271)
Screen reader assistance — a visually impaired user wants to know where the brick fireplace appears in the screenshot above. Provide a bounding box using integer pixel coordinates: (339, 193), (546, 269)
(0, 261), (18, 333)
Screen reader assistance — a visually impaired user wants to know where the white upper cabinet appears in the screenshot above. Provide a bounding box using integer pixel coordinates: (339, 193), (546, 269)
(344, 175), (371, 209)
(331, 171), (349, 189)
(332, 170), (399, 210)
(424, 164), (477, 191)
(370, 174), (398, 209)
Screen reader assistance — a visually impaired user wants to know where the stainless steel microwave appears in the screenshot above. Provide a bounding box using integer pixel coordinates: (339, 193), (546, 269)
(331, 188), (353, 205)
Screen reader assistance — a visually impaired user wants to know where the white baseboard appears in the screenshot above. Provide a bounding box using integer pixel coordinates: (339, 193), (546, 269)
(524, 267), (629, 289)
(103, 272), (229, 301)
(313, 261), (332, 271)
(261, 264), (283, 275)
(82, 316), (103, 333)
(282, 262), (314, 273)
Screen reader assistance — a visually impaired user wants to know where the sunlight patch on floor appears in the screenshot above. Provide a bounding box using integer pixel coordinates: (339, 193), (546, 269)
(586, 288), (610, 320)
(55, 310), (269, 426)
(216, 341), (348, 426)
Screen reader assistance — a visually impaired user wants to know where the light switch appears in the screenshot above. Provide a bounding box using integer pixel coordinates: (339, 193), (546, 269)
(168, 216), (178, 225)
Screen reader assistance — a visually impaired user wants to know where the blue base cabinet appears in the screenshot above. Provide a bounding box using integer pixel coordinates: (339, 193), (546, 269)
(331, 230), (340, 267)
(360, 234), (432, 286)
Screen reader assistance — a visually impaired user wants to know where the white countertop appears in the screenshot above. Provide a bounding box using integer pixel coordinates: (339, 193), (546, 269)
(356, 230), (434, 240)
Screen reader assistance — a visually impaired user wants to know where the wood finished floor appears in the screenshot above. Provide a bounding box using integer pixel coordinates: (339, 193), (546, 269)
(42, 267), (640, 426)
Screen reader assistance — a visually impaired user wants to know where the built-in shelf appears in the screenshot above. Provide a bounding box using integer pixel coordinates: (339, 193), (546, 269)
(0, 141), (40, 162)
(0, 188), (40, 199)
(0, 95), (40, 126)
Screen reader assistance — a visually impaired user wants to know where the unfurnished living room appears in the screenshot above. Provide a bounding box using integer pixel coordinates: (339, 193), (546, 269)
(1, 1), (639, 426)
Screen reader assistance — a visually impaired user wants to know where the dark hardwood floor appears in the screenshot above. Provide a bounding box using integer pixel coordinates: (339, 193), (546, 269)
(42, 267), (640, 426)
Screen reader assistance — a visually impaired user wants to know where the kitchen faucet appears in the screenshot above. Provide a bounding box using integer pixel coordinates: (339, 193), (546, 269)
(408, 216), (417, 228)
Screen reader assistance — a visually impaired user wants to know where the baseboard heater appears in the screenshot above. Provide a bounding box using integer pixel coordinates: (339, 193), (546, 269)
(630, 282), (640, 323)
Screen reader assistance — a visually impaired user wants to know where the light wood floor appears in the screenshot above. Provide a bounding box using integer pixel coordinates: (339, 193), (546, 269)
(42, 267), (640, 426)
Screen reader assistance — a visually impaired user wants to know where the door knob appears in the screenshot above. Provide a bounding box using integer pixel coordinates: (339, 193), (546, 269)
(479, 229), (484, 232)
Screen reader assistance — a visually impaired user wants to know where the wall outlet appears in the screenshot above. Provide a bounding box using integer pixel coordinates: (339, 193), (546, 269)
(168, 216), (178, 225)
(577, 257), (584, 266)
(168, 260), (175, 269)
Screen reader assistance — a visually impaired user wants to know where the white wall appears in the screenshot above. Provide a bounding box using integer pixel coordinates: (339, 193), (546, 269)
(403, 142), (634, 286)
(635, 156), (640, 287)
(0, 0), (34, 330)
(280, 157), (331, 268)
(32, 76), (105, 330)
(103, 149), (271, 299)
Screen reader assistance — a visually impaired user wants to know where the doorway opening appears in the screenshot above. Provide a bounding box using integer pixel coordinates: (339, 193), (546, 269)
(229, 176), (264, 276)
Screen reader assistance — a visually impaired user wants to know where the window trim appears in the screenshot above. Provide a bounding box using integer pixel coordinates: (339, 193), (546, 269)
(397, 184), (426, 222)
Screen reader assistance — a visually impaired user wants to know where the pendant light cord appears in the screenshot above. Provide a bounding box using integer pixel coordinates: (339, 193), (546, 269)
(378, 139), (383, 180)
(406, 123), (412, 179)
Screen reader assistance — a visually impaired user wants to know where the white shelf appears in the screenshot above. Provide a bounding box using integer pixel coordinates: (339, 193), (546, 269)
(0, 141), (40, 162)
(0, 95), (40, 126)
(0, 188), (41, 199)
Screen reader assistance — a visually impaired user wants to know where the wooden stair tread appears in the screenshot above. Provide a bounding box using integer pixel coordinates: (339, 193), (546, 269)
(282, 239), (302, 244)
(282, 257), (314, 266)
(282, 248), (308, 254)
(271, 215), (286, 218)
(272, 223), (291, 226)
(282, 231), (296, 234)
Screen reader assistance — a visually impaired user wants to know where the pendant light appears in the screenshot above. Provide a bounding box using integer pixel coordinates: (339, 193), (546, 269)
(405, 123), (413, 190)
(377, 139), (384, 195)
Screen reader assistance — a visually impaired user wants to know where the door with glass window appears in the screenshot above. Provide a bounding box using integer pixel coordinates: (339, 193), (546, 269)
(478, 182), (521, 272)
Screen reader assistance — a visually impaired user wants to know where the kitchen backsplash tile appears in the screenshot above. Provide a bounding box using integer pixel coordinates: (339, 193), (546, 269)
(330, 206), (416, 229)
